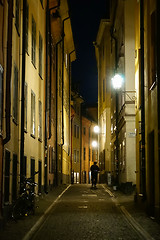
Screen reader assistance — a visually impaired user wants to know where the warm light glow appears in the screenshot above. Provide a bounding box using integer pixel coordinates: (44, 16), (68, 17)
(92, 140), (98, 148)
(111, 74), (124, 90)
(94, 125), (99, 133)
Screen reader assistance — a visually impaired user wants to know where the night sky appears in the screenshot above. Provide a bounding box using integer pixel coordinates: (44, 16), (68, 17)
(68, 0), (110, 104)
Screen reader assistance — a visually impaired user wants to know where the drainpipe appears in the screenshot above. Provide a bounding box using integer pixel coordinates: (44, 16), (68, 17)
(20, 0), (26, 189)
(48, 11), (52, 139)
(3, 0), (13, 144)
(156, 0), (160, 212)
(62, 16), (70, 144)
(111, 1), (119, 186)
(44, 0), (49, 193)
(48, 1), (61, 140)
(140, 0), (146, 200)
(61, 16), (70, 183)
(69, 50), (75, 183)
(55, 39), (62, 186)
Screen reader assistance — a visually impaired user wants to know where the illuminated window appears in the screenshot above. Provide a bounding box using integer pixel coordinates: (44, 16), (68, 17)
(13, 65), (18, 123)
(31, 91), (35, 136)
(32, 16), (36, 66)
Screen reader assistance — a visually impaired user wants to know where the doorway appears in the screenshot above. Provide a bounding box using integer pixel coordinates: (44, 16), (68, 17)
(148, 131), (155, 216)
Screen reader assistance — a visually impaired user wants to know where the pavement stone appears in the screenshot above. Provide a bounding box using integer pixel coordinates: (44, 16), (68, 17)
(0, 184), (160, 240)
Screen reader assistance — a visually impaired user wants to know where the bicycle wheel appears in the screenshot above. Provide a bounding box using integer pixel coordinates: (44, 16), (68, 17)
(12, 198), (26, 220)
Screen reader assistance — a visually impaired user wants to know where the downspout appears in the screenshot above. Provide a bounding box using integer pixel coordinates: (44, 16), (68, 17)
(48, 0), (61, 140)
(20, 0), (26, 188)
(140, 0), (146, 200)
(156, 0), (160, 213)
(48, 10), (52, 139)
(62, 16), (70, 145)
(56, 38), (62, 186)
(3, 0), (13, 144)
(69, 50), (75, 183)
(61, 16), (70, 183)
(45, 0), (49, 193)
(111, 1), (119, 186)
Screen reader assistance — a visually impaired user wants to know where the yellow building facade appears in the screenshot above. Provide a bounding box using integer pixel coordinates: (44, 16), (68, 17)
(135, 0), (160, 219)
(0, 0), (76, 222)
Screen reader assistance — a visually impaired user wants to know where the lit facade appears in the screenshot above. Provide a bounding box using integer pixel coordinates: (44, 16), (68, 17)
(135, 0), (160, 219)
(71, 91), (83, 183)
(0, 0), (76, 222)
(81, 106), (98, 184)
(95, 0), (136, 187)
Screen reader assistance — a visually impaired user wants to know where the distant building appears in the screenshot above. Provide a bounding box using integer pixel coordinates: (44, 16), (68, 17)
(81, 105), (98, 184)
(71, 91), (83, 183)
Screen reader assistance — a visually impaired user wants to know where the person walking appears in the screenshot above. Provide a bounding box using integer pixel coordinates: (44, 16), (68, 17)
(90, 162), (99, 188)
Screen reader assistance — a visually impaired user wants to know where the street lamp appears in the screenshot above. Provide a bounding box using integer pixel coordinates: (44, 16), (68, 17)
(92, 140), (98, 148)
(111, 74), (124, 90)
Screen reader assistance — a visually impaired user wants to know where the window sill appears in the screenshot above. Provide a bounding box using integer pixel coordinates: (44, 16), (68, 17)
(39, 73), (43, 80)
(13, 118), (18, 126)
(30, 133), (36, 139)
(38, 138), (42, 143)
(31, 61), (37, 69)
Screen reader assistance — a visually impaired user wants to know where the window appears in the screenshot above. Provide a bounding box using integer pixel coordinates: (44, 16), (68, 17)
(39, 33), (43, 77)
(77, 126), (79, 138)
(15, 0), (20, 33)
(26, 2), (29, 52)
(103, 79), (105, 102)
(83, 127), (86, 135)
(32, 16), (36, 66)
(83, 147), (86, 160)
(24, 83), (27, 131)
(74, 124), (76, 138)
(38, 100), (42, 140)
(77, 150), (79, 163)
(40, 0), (43, 7)
(13, 65), (18, 123)
(31, 91), (35, 136)
(0, 65), (3, 133)
(74, 150), (76, 163)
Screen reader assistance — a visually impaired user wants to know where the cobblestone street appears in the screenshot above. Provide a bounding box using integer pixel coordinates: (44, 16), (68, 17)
(1, 184), (160, 240)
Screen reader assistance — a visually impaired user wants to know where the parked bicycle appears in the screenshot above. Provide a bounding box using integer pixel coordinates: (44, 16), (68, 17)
(12, 171), (39, 220)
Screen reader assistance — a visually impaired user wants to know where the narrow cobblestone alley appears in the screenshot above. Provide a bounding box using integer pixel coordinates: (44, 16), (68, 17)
(24, 185), (160, 240)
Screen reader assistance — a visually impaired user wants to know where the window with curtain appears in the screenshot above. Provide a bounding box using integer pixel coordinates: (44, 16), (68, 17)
(31, 91), (35, 136)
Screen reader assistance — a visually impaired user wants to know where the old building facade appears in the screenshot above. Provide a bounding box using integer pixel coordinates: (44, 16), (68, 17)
(0, 0), (76, 222)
